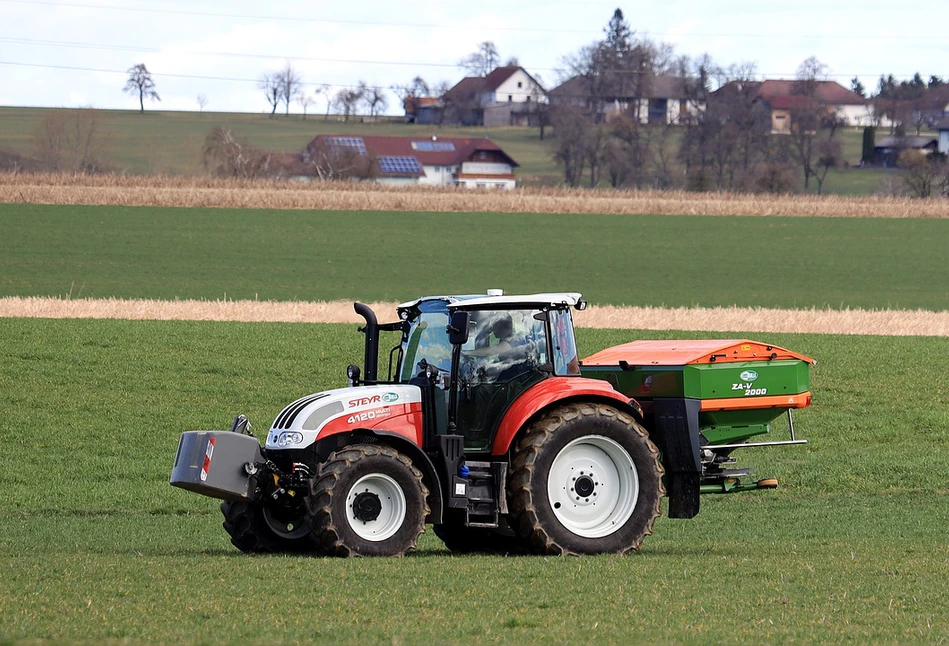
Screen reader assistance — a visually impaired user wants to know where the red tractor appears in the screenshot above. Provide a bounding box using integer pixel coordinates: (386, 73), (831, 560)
(171, 291), (813, 556)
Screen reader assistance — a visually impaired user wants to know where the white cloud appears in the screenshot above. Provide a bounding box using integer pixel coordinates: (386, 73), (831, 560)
(2, 0), (948, 113)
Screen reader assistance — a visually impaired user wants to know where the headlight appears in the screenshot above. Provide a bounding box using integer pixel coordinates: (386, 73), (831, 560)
(276, 431), (304, 447)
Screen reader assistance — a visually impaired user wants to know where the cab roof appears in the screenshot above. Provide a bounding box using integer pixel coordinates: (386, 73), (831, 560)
(397, 291), (583, 311)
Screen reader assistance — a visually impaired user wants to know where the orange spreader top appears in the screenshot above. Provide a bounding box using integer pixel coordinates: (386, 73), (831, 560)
(582, 339), (816, 367)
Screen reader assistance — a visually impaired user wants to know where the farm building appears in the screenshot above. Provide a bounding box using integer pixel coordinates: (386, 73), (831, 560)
(441, 66), (547, 126)
(935, 118), (949, 154)
(302, 134), (519, 189)
(713, 80), (872, 132)
(402, 96), (444, 125)
(872, 134), (938, 166)
(548, 74), (706, 124)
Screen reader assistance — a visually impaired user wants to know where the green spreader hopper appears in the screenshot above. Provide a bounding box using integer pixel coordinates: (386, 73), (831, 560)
(581, 339), (815, 510)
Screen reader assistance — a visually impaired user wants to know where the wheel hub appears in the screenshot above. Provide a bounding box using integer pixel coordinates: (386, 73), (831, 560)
(345, 473), (408, 542)
(352, 491), (383, 522)
(574, 474), (596, 498)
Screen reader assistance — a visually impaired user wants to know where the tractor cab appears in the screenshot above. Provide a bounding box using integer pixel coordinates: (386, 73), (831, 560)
(395, 292), (587, 454)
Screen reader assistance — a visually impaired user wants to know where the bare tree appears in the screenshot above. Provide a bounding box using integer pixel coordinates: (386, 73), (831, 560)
(196, 94), (208, 112)
(786, 57), (843, 192)
(313, 84), (331, 121)
(459, 41), (500, 76)
(276, 61), (303, 115)
(335, 85), (364, 121)
(393, 76), (431, 99)
(259, 72), (281, 116)
(528, 75), (550, 140)
(303, 139), (376, 181)
(123, 64), (160, 113)
(203, 126), (272, 178)
(680, 63), (773, 191)
(297, 95), (314, 120)
(363, 85), (389, 117)
(550, 104), (589, 186)
(559, 10), (656, 122)
(899, 150), (947, 198)
(33, 108), (108, 173)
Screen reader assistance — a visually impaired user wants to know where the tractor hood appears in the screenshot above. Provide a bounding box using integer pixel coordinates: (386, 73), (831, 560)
(265, 384), (422, 451)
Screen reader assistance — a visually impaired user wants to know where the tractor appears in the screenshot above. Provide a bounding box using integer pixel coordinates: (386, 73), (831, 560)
(171, 291), (814, 556)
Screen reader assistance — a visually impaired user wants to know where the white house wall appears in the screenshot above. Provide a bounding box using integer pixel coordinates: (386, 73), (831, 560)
(492, 70), (544, 103)
(461, 162), (513, 175)
(420, 164), (457, 186)
(835, 104), (875, 127)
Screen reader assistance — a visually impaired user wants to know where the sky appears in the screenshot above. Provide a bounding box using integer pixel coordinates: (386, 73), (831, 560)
(2, 0), (948, 116)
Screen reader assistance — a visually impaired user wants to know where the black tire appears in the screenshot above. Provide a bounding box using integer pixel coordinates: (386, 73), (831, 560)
(221, 500), (319, 554)
(508, 402), (664, 555)
(433, 523), (527, 555)
(308, 444), (429, 557)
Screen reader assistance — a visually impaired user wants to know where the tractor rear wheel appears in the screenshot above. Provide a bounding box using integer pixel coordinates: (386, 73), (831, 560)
(221, 500), (319, 553)
(308, 444), (429, 557)
(509, 402), (664, 555)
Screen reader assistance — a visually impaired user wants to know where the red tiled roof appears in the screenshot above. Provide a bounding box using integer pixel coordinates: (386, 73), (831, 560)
(403, 96), (443, 112)
(757, 80), (866, 105)
(444, 66), (543, 102)
(714, 80), (866, 106)
(481, 66), (520, 91)
(304, 135), (519, 178)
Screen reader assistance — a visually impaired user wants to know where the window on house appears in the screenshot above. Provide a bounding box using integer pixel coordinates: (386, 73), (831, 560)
(517, 81), (523, 88)
(526, 96), (531, 103)
(508, 95), (513, 102)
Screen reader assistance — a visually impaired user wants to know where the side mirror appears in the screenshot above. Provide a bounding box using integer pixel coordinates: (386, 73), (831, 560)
(447, 311), (470, 346)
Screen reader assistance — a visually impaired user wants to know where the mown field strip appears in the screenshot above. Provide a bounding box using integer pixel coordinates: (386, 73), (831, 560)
(5, 204), (948, 310)
(4, 173), (949, 218)
(2, 296), (948, 336)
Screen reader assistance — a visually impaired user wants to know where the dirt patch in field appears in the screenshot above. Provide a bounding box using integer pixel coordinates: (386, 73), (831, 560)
(2, 172), (948, 218)
(1, 297), (946, 336)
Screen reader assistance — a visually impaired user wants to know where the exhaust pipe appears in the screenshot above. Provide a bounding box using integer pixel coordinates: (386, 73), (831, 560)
(354, 302), (379, 383)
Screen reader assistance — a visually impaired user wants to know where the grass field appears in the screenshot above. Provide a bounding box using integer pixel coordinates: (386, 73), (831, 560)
(1, 317), (947, 643)
(0, 106), (886, 194)
(0, 106), (560, 184)
(3, 203), (949, 310)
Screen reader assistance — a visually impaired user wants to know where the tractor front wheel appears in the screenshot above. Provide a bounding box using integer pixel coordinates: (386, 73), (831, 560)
(221, 500), (318, 553)
(308, 444), (429, 557)
(509, 402), (664, 555)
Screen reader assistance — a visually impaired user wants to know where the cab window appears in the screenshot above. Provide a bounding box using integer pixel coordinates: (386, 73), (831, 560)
(400, 301), (452, 382)
(550, 309), (580, 376)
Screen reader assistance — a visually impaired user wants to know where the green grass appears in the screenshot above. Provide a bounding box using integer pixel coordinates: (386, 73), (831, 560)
(0, 106), (561, 184)
(3, 204), (949, 310)
(0, 107), (878, 193)
(1, 317), (947, 643)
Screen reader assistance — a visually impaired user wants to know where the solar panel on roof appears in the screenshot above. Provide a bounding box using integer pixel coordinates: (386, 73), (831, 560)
(411, 141), (455, 151)
(325, 136), (367, 155)
(378, 156), (422, 174)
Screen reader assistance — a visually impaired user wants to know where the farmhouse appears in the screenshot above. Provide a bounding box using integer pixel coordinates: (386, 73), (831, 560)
(714, 80), (871, 132)
(441, 66), (546, 126)
(302, 134), (519, 189)
(548, 74), (706, 124)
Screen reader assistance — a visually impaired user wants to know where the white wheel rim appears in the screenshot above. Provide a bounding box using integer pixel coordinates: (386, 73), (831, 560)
(547, 435), (639, 539)
(346, 473), (407, 542)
